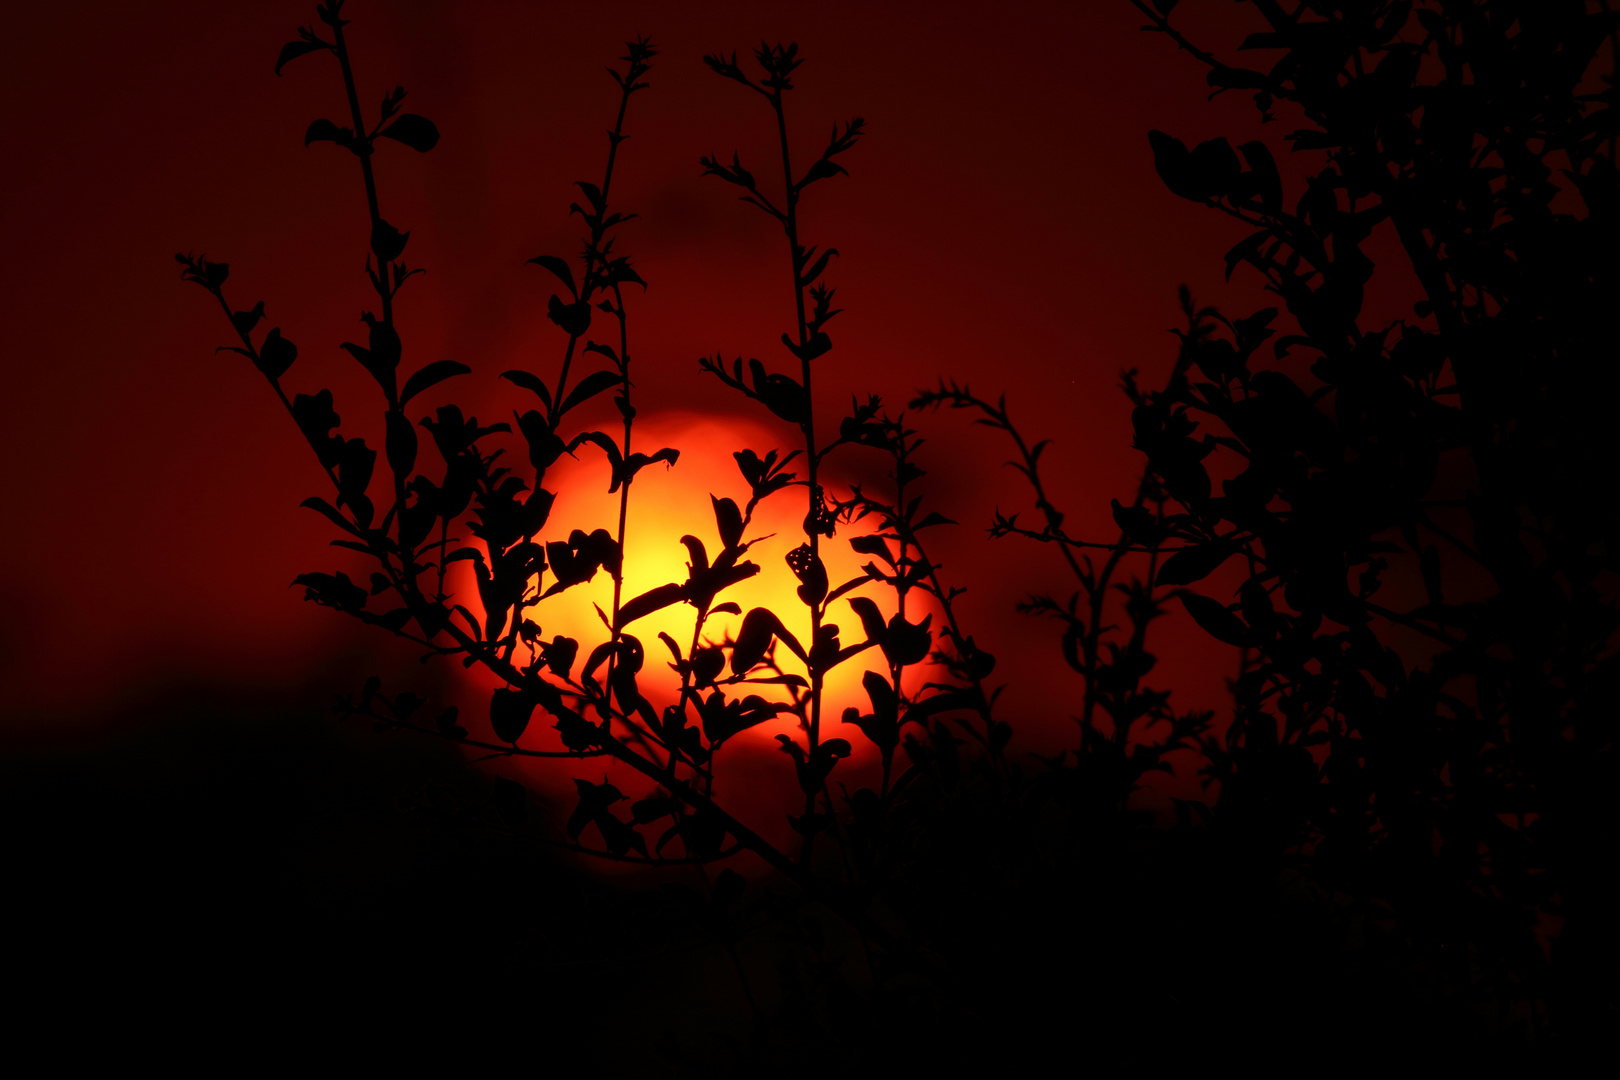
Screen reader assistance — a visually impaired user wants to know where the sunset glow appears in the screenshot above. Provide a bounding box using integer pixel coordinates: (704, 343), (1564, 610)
(442, 410), (929, 781)
(11, 2), (1605, 1056)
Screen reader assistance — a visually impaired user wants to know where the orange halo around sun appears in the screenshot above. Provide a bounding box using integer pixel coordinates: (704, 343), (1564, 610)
(447, 410), (930, 767)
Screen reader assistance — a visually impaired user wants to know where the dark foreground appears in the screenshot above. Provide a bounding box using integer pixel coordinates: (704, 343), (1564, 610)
(4, 686), (1567, 1073)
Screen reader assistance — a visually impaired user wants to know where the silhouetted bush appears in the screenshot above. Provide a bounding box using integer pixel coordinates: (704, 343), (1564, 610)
(176, 0), (1615, 1063)
(926, 0), (1620, 1046)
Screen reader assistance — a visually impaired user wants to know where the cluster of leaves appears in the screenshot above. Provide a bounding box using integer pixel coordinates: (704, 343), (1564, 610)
(915, 372), (1218, 829)
(179, 0), (1618, 1050)
(925, 0), (1618, 1033)
(182, 6), (693, 846)
(179, 8), (1062, 1007)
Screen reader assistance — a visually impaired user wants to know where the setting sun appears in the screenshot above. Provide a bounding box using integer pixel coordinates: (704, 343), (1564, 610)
(442, 410), (930, 766)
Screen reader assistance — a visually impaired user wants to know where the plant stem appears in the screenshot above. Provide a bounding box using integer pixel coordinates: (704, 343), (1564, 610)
(770, 85), (825, 863)
(551, 64), (639, 425)
(329, 14), (389, 326)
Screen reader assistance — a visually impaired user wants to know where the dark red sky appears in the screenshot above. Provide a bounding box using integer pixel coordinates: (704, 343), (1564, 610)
(3, 2), (1281, 780)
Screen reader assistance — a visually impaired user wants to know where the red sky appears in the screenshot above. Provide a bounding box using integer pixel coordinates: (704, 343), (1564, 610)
(3, 2), (1282, 795)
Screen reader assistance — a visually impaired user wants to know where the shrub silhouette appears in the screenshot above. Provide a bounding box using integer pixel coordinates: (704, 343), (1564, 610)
(179, 0), (997, 1003)
(178, 0), (1615, 1060)
(922, 0), (1620, 1042)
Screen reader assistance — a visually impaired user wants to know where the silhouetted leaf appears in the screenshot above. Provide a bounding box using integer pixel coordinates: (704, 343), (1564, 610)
(434, 707), (467, 741)
(849, 671), (900, 750)
(798, 246), (838, 286)
(275, 39), (326, 76)
(1178, 591), (1248, 647)
(256, 327), (297, 379)
(731, 608), (807, 673)
(1157, 541), (1235, 586)
(518, 411), (568, 473)
(568, 428), (621, 474)
(712, 496), (744, 549)
(1223, 231), (1269, 283)
(782, 331), (832, 362)
(336, 438), (376, 509)
(300, 496), (363, 538)
(681, 535), (709, 576)
(378, 113), (439, 152)
(599, 259), (646, 289)
(292, 390), (342, 466)
(304, 118), (349, 147)
(1148, 129), (1197, 201)
(701, 690), (787, 744)
(1111, 498), (1156, 544)
(558, 370), (622, 417)
(554, 712), (605, 752)
(583, 342), (620, 367)
(526, 255), (577, 298)
(292, 570), (367, 612)
(748, 359), (808, 425)
(688, 646), (724, 687)
(547, 294), (592, 336)
(232, 301), (265, 335)
(846, 596), (887, 643)
(541, 636), (578, 678)
(500, 369), (553, 409)
(489, 687), (534, 744)
(849, 534), (892, 561)
(882, 611), (932, 666)
(616, 447), (679, 492)
(400, 360), (471, 406)
(566, 778), (623, 840)
(371, 218), (409, 263)
(796, 159), (847, 193)
(575, 180), (606, 213)
(617, 582), (686, 628)
(1238, 140), (1282, 213)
